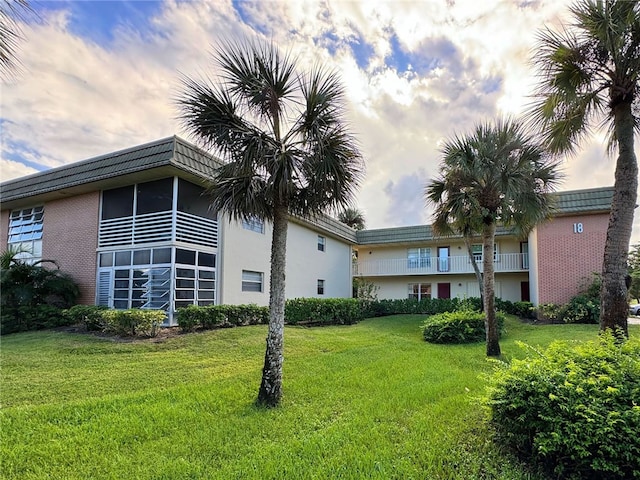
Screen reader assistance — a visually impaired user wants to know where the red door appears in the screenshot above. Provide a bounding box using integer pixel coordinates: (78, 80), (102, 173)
(437, 283), (451, 299)
(520, 281), (530, 302)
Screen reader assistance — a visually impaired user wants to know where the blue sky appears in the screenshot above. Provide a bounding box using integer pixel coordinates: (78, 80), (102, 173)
(1, 0), (638, 243)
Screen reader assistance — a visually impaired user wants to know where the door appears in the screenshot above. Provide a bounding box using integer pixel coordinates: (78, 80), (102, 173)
(437, 283), (451, 299)
(520, 281), (530, 302)
(520, 242), (529, 269)
(438, 246), (450, 272)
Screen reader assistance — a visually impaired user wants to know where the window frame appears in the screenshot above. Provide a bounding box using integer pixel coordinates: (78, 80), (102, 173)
(242, 216), (265, 234)
(317, 279), (325, 295)
(408, 283), (432, 300)
(407, 247), (430, 268)
(241, 270), (264, 293)
(317, 235), (326, 252)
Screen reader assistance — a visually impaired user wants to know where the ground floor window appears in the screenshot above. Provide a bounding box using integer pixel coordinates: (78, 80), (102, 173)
(242, 270), (263, 292)
(317, 279), (325, 295)
(97, 247), (216, 312)
(408, 283), (431, 300)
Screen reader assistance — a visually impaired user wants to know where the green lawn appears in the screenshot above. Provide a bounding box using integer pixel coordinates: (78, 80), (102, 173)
(2, 316), (636, 480)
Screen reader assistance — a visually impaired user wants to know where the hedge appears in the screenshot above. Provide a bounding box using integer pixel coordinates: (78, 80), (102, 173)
(285, 298), (363, 326)
(486, 333), (640, 479)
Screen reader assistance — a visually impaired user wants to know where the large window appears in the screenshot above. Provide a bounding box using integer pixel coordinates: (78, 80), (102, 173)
(97, 247), (216, 311)
(8, 206), (44, 263)
(242, 217), (264, 234)
(242, 270), (263, 292)
(407, 247), (430, 268)
(177, 179), (215, 219)
(408, 283), (431, 300)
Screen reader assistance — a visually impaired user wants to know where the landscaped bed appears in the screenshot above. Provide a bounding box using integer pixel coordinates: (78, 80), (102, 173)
(1, 315), (636, 479)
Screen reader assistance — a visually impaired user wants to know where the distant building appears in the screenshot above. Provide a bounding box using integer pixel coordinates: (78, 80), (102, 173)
(0, 137), (611, 324)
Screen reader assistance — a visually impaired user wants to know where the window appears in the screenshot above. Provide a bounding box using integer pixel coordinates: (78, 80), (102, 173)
(317, 235), (326, 252)
(408, 283), (431, 300)
(136, 178), (173, 215)
(242, 270), (263, 292)
(8, 206), (44, 263)
(177, 179), (215, 219)
(102, 186), (134, 220)
(471, 243), (498, 262)
(317, 279), (325, 295)
(407, 247), (430, 268)
(242, 217), (264, 233)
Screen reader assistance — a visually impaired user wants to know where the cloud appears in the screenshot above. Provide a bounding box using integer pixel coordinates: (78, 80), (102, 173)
(0, 0), (638, 246)
(383, 169), (431, 226)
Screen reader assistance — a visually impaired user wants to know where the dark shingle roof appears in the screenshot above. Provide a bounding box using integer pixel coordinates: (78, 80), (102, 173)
(0, 136), (221, 206)
(355, 186), (615, 246)
(551, 186), (614, 215)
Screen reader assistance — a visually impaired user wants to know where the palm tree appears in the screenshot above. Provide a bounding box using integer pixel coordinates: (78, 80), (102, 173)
(0, 0), (36, 79)
(338, 207), (366, 230)
(529, 0), (639, 337)
(177, 39), (363, 407)
(426, 119), (561, 357)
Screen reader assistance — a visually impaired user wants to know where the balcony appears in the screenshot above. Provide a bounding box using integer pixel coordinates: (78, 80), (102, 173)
(99, 211), (218, 248)
(353, 253), (529, 277)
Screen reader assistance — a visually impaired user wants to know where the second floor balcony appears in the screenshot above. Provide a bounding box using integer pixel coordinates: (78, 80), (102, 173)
(353, 253), (529, 277)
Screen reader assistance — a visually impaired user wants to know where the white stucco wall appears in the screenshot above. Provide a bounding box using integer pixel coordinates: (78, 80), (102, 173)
(218, 216), (353, 306)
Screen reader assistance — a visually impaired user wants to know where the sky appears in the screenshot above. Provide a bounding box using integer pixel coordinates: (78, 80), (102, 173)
(1, 0), (639, 244)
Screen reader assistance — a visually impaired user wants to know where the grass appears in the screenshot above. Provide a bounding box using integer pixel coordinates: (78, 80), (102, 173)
(2, 316), (636, 479)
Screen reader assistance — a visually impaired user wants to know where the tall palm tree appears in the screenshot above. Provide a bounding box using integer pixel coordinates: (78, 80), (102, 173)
(0, 0), (36, 79)
(529, 0), (639, 337)
(338, 207), (366, 230)
(177, 39), (363, 407)
(426, 119), (561, 357)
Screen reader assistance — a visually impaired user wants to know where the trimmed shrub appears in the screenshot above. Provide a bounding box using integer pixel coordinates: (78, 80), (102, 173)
(101, 309), (165, 337)
(422, 310), (505, 344)
(285, 298), (363, 326)
(177, 304), (268, 332)
(486, 333), (640, 479)
(1, 305), (68, 334)
(63, 305), (109, 331)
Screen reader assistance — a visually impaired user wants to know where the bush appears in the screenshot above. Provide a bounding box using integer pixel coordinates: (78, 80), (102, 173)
(486, 333), (640, 479)
(285, 298), (363, 326)
(1, 305), (68, 334)
(101, 309), (165, 337)
(177, 304), (268, 332)
(422, 310), (505, 344)
(1, 254), (80, 334)
(560, 294), (600, 324)
(63, 305), (109, 331)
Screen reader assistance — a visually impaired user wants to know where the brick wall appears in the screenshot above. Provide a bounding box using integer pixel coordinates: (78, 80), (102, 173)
(536, 213), (608, 305)
(0, 209), (8, 252)
(43, 192), (100, 305)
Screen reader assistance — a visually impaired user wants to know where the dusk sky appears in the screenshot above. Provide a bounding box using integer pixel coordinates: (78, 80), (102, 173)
(1, 0), (638, 244)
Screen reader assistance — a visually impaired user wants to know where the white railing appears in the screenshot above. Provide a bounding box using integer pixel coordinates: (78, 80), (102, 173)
(99, 211), (217, 248)
(353, 253), (528, 276)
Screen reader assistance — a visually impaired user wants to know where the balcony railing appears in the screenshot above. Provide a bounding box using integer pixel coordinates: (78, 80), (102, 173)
(99, 211), (218, 248)
(353, 253), (528, 276)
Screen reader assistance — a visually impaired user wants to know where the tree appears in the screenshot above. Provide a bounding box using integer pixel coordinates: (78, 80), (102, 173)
(338, 207), (366, 230)
(0, 0), (36, 79)
(177, 39), (363, 407)
(529, 0), (639, 337)
(426, 119), (561, 357)
(629, 244), (640, 302)
(1, 248), (80, 334)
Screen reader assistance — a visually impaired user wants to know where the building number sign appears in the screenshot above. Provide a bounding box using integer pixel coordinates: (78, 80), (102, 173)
(573, 222), (584, 234)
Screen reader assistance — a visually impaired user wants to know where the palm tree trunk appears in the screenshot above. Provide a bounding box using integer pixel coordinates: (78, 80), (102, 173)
(257, 205), (289, 407)
(600, 101), (638, 338)
(464, 236), (484, 309)
(483, 222), (501, 357)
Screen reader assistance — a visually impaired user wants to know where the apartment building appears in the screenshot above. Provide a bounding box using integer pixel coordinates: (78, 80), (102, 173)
(0, 137), (612, 324)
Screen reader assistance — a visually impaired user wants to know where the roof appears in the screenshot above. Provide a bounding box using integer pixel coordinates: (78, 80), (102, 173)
(356, 224), (517, 246)
(356, 186), (615, 247)
(551, 186), (614, 215)
(292, 214), (357, 244)
(0, 136), (221, 208)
